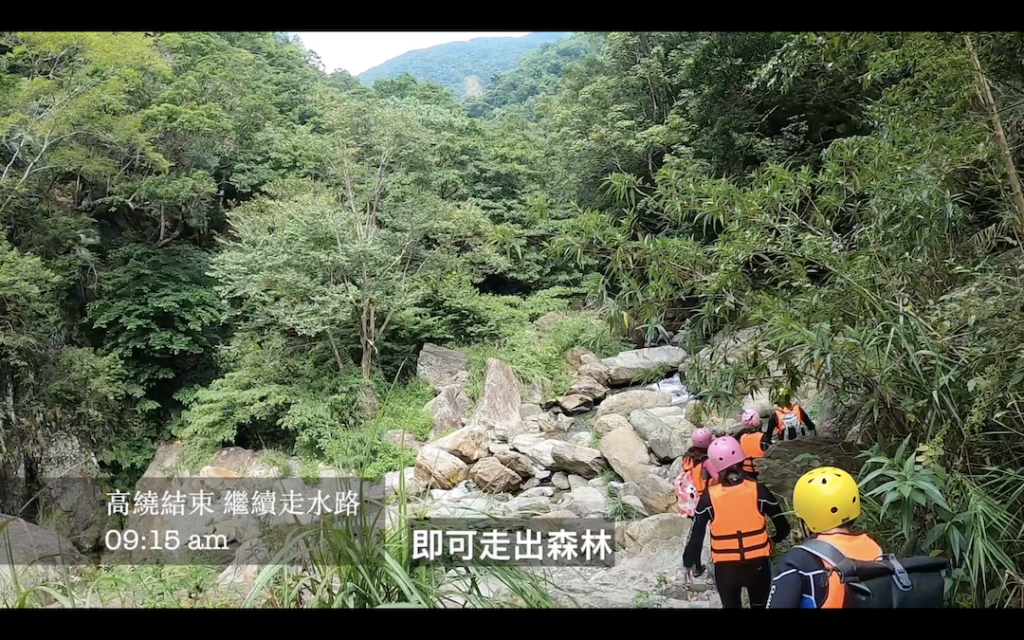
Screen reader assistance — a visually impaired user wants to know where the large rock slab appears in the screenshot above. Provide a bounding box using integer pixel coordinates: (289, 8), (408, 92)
(469, 359), (522, 440)
(601, 347), (689, 385)
(469, 457), (523, 493)
(629, 410), (689, 462)
(425, 385), (472, 439)
(549, 442), (607, 478)
(560, 486), (609, 517)
(414, 446), (470, 490)
(417, 343), (470, 390)
(624, 513), (692, 555)
(509, 434), (557, 469)
(596, 390), (672, 418)
(593, 414), (631, 438)
(433, 425), (490, 463)
(599, 426), (657, 484)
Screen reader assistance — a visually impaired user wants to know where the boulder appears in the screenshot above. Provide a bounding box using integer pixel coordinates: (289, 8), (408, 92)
(417, 343), (470, 390)
(630, 474), (678, 514)
(596, 390), (672, 418)
(552, 472), (570, 490)
(385, 467), (426, 497)
(601, 346), (689, 385)
(593, 414), (631, 438)
(509, 434), (557, 469)
(519, 403), (543, 419)
(493, 449), (538, 478)
(506, 496), (553, 516)
(414, 446), (469, 490)
(469, 457), (523, 494)
(560, 486), (609, 518)
(568, 376), (607, 402)
(425, 385), (472, 439)
(567, 474), (588, 491)
(569, 431), (594, 447)
(647, 406), (688, 419)
(549, 441), (607, 478)
(621, 495), (649, 517)
(624, 514), (692, 555)
(599, 426), (657, 484)
(469, 359), (522, 440)
(507, 414), (548, 442)
(556, 394), (594, 415)
(579, 362), (612, 387)
(566, 348), (600, 369)
(434, 425), (490, 463)
(629, 410), (689, 462)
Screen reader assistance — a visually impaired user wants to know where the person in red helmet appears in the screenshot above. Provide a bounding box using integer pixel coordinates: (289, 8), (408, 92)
(682, 435), (791, 609)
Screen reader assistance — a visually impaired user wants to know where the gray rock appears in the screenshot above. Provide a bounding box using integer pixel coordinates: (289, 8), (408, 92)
(414, 446), (469, 490)
(417, 343), (470, 390)
(601, 346), (689, 385)
(519, 403), (543, 419)
(560, 486), (609, 517)
(596, 390), (673, 418)
(567, 474), (589, 491)
(433, 425), (491, 463)
(593, 414), (631, 438)
(556, 393), (594, 415)
(425, 385), (472, 439)
(599, 425), (657, 484)
(549, 441), (607, 478)
(551, 471), (570, 490)
(621, 494), (649, 517)
(568, 376), (608, 401)
(629, 409), (689, 462)
(522, 486), (556, 498)
(506, 496), (553, 516)
(469, 358), (522, 440)
(469, 457), (523, 493)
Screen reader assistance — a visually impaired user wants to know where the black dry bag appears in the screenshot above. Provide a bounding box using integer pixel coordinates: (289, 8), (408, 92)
(797, 537), (950, 608)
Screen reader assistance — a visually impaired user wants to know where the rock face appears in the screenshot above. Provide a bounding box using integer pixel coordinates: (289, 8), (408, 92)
(596, 390), (672, 418)
(549, 442), (607, 478)
(470, 458), (523, 493)
(434, 425), (490, 463)
(469, 359), (522, 440)
(425, 385), (472, 439)
(417, 343), (470, 390)
(599, 426), (656, 484)
(415, 446), (470, 490)
(601, 346), (689, 385)
(629, 410), (689, 462)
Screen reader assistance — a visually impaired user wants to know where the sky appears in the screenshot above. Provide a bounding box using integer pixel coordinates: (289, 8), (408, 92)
(292, 32), (533, 76)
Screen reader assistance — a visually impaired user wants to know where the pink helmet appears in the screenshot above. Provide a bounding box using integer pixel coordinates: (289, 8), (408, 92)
(705, 436), (746, 480)
(741, 409), (761, 427)
(692, 428), (713, 449)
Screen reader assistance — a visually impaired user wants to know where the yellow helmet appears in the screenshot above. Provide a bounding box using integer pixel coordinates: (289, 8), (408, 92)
(793, 467), (861, 533)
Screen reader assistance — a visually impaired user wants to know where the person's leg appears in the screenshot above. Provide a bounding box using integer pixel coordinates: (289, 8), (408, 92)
(745, 557), (773, 609)
(713, 561), (744, 608)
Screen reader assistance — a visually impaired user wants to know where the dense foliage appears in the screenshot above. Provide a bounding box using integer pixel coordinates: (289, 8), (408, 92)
(4, 30), (1024, 607)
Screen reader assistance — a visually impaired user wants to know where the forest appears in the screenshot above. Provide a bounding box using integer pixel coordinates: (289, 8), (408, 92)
(3, 31), (1024, 608)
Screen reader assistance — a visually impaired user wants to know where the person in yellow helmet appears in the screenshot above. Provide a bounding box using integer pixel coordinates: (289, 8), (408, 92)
(766, 466), (949, 608)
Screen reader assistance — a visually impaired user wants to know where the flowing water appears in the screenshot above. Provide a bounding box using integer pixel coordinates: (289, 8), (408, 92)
(644, 372), (693, 406)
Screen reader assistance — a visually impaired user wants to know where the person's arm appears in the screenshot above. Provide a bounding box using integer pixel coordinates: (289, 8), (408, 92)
(799, 406), (817, 432)
(766, 413), (779, 442)
(767, 548), (826, 608)
(683, 491), (713, 568)
(757, 483), (791, 542)
(761, 419), (775, 448)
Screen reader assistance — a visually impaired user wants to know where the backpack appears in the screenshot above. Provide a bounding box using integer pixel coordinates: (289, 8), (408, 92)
(782, 409), (801, 431)
(673, 469), (698, 516)
(796, 538), (950, 608)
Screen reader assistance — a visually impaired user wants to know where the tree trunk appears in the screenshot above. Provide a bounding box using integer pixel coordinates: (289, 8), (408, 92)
(965, 34), (1024, 230)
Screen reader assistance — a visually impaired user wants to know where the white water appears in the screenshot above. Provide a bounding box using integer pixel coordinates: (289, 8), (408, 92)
(645, 372), (693, 406)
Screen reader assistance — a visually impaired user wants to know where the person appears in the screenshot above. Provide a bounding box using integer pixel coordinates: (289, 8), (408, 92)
(766, 466), (949, 609)
(738, 408), (771, 480)
(673, 428), (714, 520)
(767, 386), (816, 441)
(682, 427), (714, 497)
(682, 435), (791, 609)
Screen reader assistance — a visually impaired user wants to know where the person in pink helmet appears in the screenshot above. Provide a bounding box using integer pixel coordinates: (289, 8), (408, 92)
(682, 435), (790, 609)
(738, 407), (773, 480)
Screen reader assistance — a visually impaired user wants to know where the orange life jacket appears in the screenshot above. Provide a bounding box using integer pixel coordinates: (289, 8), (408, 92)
(814, 533), (884, 608)
(683, 457), (708, 494)
(739, 431), (765, 474)
(774, 404), (804, 437)
(707, 479), (772, 563)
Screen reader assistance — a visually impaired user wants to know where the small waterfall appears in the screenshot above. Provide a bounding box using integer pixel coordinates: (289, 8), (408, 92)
(645, 372), (693, 406)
